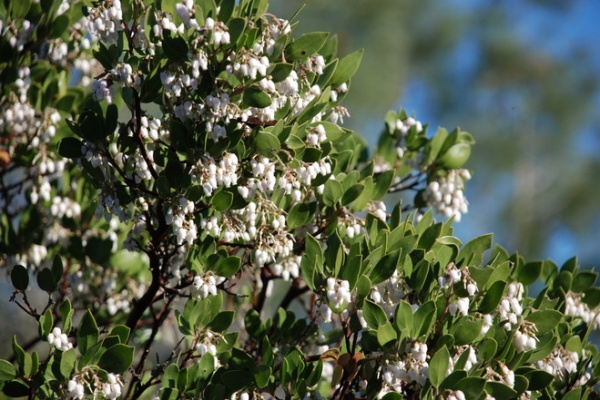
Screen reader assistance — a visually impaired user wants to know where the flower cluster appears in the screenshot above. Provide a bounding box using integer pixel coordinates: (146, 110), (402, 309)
(449, 346), (478, 373)
(166, 197), (198, 245)
(486, 362), (516, 389)
(395, 116), (424, 159)
(326, 278), (352, 310)
(101, 374), (123, 400)
(66, 379), (85, 399)
(106, 289), (132, 316)
(379, 341), (429, 395)
(196, 330), (223, 369)
(535, 345), (580, 382)
(195, 153), (239, 197)
(86, 0), (123, 43)
(565, 291), (600, 329)
(50, 196), (82, 219)
(370, 270), (409, 317)
(439, 263), (478, 317)
(47, 327), (73, 351)
(193, 272), (226, 299)
(66, 373), (123, 400)
(423, 169), (470, 222)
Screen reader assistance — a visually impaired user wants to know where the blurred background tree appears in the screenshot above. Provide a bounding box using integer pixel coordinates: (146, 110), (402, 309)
(270, 0), (600, 268)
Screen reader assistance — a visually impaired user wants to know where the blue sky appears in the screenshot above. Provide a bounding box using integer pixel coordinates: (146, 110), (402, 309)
(395, 0), (600, 266)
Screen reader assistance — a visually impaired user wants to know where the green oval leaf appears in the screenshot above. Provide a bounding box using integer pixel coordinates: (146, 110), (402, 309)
(0, 360), (17, 382)
(220, 370), (254, 391)
(429, 345), (450, 388)
(377, 321), (397, 347)
(58, 137), (83, 159)
(98, 344), (134, 374)
(516, 261), (542, 285)
(10, 0), (31, 18)
(211, 190), (234, 212)
(255, 130), (280, 156)
(477, 337), (498, 363)
(572, 270), (597, 293)
(110, 325), (131, 344)
(214, 256), (241, 277)
(412, 300), (436, 339)
(330, 49), (364, 86)
(254, 364), (271, 388)
(362, 300), (387, 329)
(85, 237), (113, 265)
(380, 393), (403, 400)
(450, 317), (483, 346)
(2, 380), (29, 397)
(37, 268), (56, 293)
(454, 377), (486, 400)
(243, 87), (272, 108)
(478, 280), (506, 314)
(372, 170), (395, 200)
(370, 254), (398, 286)
(323, 179), (343, 206)
(285, 32), (329, 60)
(523, 369), (554, 390)
(287, 202), (316, 230)
(439, 142), (471, 169)
(208, 310), (235, 332)
(10, 265), (28, 291)
(485, 381), (518, 399)
(60, 349), (77, 379)
(228, 17), (246, 45)
(342, 183), (364, 206)
(77, 310), (99, 355)
(163, 35), (189, 62)
(198, 352), (215, 381)
(270, 63), (294, 82)
(394, 300), (414, 335)
(38, 309), (53, 339)
(51, 14), (70, 38)
(525, 310), (562, 335)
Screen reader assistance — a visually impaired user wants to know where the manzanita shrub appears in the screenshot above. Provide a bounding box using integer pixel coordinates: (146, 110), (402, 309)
(1, 0), (599, 399)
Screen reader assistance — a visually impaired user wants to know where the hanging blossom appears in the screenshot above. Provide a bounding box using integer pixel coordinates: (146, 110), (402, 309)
(66, 379), (85, 399)
(535, 345), (580, 382)
(101, 373), (123, 400)
(370, 270), (410, 318)
(193, 272), (226, 299)
(395, 116), (424, 159)
(175, 0), (200, 30)
(564, 291), (600, 329)
(165, 197), (197, 246)
(438, 262), (478, 318)
(448, 346), (478, 374)
(196, 330), (224, 369)
(86, 0), (123, 43)
(379, 341), (430, 396)
(423, 169), (470, 222)
(193, 152), (239, 197)
(204, 16), (230, 46)
(66, 372), (123, 400)
(492, 282), (539, 353)
(485, 362), (515, 389)
(254, 226), (295, 268)
(228, 50), (270, 80)
(326, 278), (352, 310)
(47, 327), (73, 351)
(92, 79), (113, 103)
